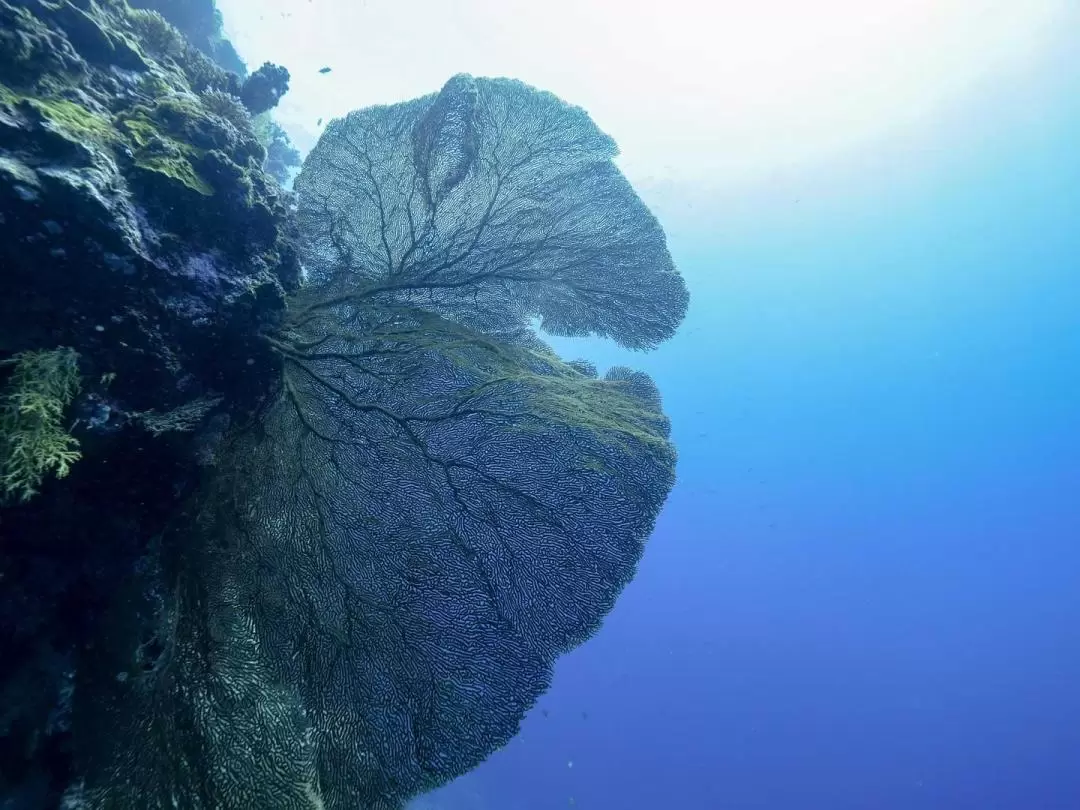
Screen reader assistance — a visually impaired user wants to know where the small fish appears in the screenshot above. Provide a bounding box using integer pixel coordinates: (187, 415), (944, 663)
(541, 708), (549, 718)
(316, 117), (323, 126)
(318, 66), (332, 74)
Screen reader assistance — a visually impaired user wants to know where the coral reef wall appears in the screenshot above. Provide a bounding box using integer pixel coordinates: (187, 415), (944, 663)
(0, 0), (297, 804)
(126, 0), (246, 75)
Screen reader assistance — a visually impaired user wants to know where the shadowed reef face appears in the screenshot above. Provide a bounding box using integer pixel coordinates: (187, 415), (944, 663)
(72, 74), (688, 809)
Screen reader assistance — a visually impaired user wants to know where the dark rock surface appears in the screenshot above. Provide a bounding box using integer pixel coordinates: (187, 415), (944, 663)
(0, 1), (298, 803)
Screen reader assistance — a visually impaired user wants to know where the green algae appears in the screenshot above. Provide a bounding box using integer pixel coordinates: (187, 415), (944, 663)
(117, 107), (214, 196)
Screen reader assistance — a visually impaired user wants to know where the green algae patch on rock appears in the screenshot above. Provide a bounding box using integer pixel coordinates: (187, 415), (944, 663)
(115, 90), (265, 202)
(0, 82), (117, 167)
(27, 95), (114, 142)
(116, 104), (213, 196)
(131, 150), (213, 196)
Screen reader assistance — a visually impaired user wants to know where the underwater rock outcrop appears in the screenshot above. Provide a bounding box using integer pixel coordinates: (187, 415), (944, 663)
(0, 0), (297, 804)
(126, 0), (245, 75)
(0, 0), (299, 406)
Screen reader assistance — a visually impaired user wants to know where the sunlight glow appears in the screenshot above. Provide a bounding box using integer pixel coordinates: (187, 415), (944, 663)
(219, 0), (1069, 187)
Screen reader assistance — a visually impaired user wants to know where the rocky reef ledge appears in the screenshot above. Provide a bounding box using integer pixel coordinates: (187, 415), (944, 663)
(0, 0), (297, 803)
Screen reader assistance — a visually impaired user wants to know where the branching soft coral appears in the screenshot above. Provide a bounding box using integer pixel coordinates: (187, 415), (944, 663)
(0, 347), (81, 503)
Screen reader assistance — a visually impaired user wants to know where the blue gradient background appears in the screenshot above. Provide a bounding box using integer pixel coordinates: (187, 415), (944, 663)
(415, 38), (1080, 810)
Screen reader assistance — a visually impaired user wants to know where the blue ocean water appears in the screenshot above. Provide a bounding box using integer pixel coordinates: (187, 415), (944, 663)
(223, 7), (1079, 809)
